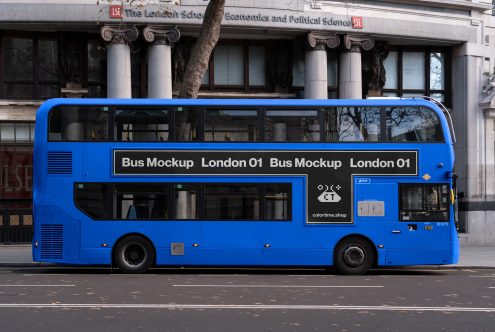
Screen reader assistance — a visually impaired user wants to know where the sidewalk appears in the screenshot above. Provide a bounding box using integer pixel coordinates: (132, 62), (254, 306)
(0, 244), (494, 268)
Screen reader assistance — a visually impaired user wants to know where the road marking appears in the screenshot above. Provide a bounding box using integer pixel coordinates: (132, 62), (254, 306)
(0, 303), (494, 312)
(173, 284), (383, 288)
(199, 274), (249, 277)
(23, 274), (69, 276)
(288, 275), (334, 277)
(469, 276), (495, 278)
(0, 285), (75, 287)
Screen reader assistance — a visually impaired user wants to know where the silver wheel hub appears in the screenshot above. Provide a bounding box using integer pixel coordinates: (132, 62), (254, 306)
(342, 245), (366, 267)
(122, 242), (147, 267)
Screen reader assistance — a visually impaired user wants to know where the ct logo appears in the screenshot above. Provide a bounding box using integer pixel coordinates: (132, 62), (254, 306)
(317, 185), (342, 203)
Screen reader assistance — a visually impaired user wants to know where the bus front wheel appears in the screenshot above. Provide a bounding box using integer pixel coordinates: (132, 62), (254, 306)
(334, 237), (374, 275)
(113, 235), (155, 274)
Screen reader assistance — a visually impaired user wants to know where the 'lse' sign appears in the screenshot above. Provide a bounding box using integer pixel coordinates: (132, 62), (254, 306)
(352, 16), (363, 29)
(109, 5), (123, 19)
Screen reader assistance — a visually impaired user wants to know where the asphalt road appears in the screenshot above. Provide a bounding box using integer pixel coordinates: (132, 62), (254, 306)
(0, 267), (494, 331)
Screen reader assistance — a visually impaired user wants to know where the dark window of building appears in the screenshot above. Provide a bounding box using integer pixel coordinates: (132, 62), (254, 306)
(87, 39), (107, 97)
(201, 42), (268, 91)
(1, 35), (59, 99)
(383, 48), (451, 106)
(400, 184), (449, 221)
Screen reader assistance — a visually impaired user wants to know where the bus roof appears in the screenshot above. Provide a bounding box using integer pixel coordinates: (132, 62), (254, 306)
(36, 97), (442, 117)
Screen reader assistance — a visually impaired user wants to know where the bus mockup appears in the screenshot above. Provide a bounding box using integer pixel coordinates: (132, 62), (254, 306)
(32, 98), (459, 274)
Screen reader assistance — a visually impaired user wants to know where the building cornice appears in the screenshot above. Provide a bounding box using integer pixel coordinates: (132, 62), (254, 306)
(388, 0), (493, 11)
(323, 0), (494, 12)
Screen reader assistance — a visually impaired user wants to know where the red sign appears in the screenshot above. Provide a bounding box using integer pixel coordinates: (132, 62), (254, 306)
(0, 147), (33, 200)
(109, 5), (123, 19)
(352, 16), (363, 29)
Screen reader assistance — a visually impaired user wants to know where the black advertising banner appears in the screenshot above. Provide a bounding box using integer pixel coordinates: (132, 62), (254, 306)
(113, 150), (418, 223)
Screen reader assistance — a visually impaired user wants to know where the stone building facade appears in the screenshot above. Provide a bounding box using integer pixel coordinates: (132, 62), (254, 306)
(0, 0), (494, 244)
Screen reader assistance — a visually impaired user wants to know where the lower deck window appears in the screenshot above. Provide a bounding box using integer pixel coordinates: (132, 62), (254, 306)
(205, 185), (260, 220)
(115, 183), (169, 220)
(75, 182), (291, 221)
(400, 184), (449, 221)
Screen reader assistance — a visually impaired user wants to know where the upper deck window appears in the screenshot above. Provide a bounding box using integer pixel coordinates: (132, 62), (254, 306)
(265, 110), (320, 142)
(114, 108), (169, 142)
(205, 109), (259, 142)
(47, 104), (444, 143)
(325, 107), (381, 142)
(386, 106), (443, 142)
(49, 106), (108, 141)
(174, 107), (201, 141)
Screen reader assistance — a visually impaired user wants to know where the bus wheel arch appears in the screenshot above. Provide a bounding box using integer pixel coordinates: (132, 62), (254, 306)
(333, 235), (376, 275)
(112, 233), (156, 274)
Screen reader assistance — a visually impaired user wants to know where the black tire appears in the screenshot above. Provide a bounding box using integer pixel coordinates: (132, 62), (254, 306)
(113, 235), (155, 274)
(334, 237), (374, 275)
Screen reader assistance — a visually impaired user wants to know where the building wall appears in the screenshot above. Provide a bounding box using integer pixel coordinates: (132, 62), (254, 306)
(1, 0), (495, 244)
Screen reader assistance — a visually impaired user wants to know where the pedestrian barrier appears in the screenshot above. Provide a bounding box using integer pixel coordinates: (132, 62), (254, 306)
(0, 209), (33, 244)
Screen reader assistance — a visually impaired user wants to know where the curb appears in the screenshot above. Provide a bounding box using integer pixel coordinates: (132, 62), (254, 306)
(0, 263), (494, 270)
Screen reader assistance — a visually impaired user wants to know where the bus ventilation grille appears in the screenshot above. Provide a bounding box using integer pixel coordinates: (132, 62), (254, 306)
(47, 152), (72, 175)
(40, 224), (63, 260)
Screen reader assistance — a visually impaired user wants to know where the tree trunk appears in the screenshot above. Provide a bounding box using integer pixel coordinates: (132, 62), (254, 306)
(178, 0), (225, 99)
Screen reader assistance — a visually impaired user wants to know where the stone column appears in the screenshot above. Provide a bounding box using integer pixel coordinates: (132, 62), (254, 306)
(143, 26), (181, 98)
(100, 25), (139, 98)
(304, 32), (340, 99)
(339, 35), (375, 99)
(482, 97), (495, 197)
(484, 113), (495, 196)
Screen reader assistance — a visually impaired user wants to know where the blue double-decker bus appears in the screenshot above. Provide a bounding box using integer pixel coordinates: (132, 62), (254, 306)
(32, 98), (459, 274)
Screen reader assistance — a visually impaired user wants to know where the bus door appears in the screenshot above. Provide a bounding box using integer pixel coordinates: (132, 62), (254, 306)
(386, 183), (452, 265)
(354, 179), (396, 265)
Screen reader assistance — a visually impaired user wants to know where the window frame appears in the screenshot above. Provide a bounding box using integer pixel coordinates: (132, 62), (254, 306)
(74, 182), (292, 222)
(382, 46), (451, 107)
(0, 121), (35, 143)
(1, 31), (60, 100)
(47, 105), (446, 143)
(399, 183), (450, 222)
(203, 40), (269, 92)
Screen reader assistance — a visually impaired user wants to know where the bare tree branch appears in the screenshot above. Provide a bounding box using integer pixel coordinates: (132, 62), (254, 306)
(178, 0), (225, 99)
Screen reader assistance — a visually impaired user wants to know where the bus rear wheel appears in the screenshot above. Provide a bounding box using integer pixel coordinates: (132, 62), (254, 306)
(334, 237), (374, 275)
(113, 235), (155, 274)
